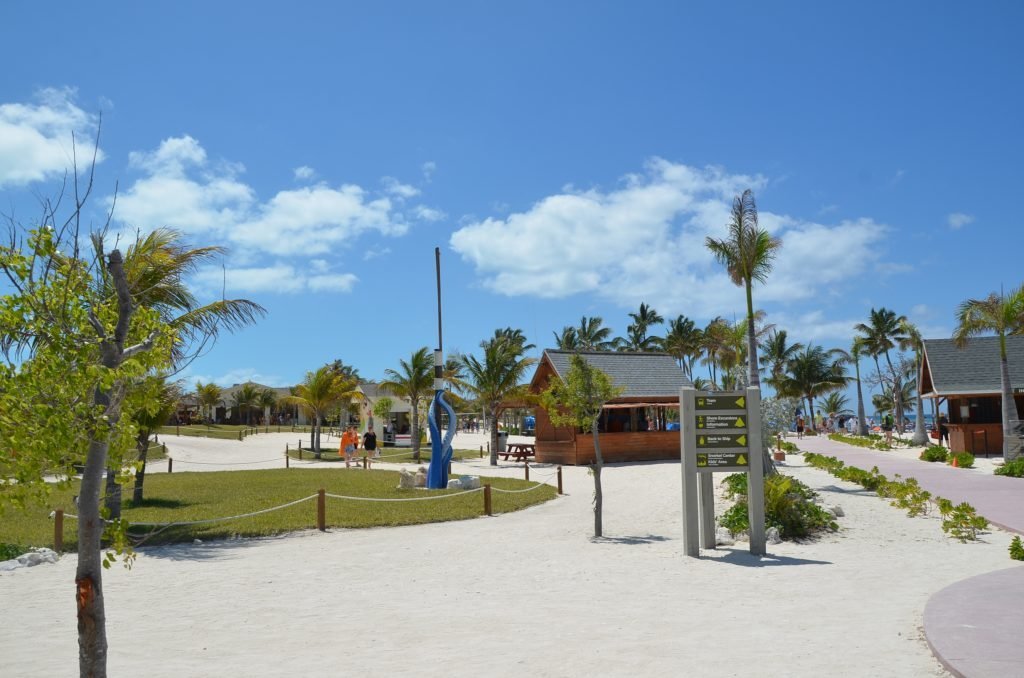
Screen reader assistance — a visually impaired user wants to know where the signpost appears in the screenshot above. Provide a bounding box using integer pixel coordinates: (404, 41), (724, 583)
(680, 387), (765, 557)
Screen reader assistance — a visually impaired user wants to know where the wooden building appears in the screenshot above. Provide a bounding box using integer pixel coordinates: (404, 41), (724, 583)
(530, 350), (692, 465)
(920, 336), (1024, 455)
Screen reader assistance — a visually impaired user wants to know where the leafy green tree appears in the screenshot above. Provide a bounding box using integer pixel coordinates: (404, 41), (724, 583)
(372, 396), (394, 432)
(283, 367), (360, 458)
(231, 383), (261, 426)
(626, 303), (663, 345)
(575, 315), (614, 350)
(705, 189), (782, 388)
(759, 329), (803, 391)
(327, 358), (361, 382)
(553, 325), (579, 350)
(539, 354), (623, 537)
(700, 317), (732, 387)
(953, 285), (1024, 460)
(380, 347), (435, 461)
(817, 392), (852, 418)
(855, 308), (909, 436)
(258, 388), (278, 424)
(460, 334), (536, 465)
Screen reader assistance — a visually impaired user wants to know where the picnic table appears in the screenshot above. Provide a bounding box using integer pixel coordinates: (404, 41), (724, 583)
(501, 442), (536, 462)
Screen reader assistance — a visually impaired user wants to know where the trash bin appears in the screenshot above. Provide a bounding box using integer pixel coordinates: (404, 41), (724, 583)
(497, 431), (508, 453)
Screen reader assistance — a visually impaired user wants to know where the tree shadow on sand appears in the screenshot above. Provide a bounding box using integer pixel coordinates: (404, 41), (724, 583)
(710, 547), (832, 567)
(592, 534), (671, 545)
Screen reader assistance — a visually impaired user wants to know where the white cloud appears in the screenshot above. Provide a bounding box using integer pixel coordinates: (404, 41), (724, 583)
(363, 247), (391, 260)
(196, 368), (285, 389)
(293, 165), (315, 181)
(947, 212), (974, 230)
(382, 176), (420, 199)
(450, 158), (887, 317)
(0, 88), (104, 187)
(413, 205), (446, 222)
(192, 263), (358, 295)
(114, 136), (409, 256)
(421, 161), (436, 181)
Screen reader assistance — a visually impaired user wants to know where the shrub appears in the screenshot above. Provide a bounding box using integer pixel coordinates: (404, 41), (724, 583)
(940, 501), (988, 542)
(780, 441), (799, 453)
(919, 446), (948, 463)
(1010, 536), (1024, 561)
(719, 473), (838, 539)
(995, 459), (1024, 478)
(950, 451), (975, 469)
(1, 542), (28, 561)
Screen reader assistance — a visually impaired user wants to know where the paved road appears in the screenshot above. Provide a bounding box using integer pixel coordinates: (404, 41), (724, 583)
(797, 436), (1024, 535)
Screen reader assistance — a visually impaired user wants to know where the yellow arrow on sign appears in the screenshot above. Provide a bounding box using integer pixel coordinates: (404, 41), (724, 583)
(735, 416), (745, 428)
(737, 454), (747, 465)
(737, 435), (747, 446)
(736, 396), (745, 408)
(697, 416), (705, 426)
(698, 436), (705, 445)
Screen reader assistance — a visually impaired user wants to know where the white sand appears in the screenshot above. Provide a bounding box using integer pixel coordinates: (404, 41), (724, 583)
(1, 433), (1017, 677)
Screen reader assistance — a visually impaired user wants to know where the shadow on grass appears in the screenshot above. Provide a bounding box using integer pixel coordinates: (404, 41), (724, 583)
(130, 530), (306, 561)
(819, 484), (877, 496)
(593, 534), (671, 545)
(124, 497), (190, 510)
(711, 547), (832, 568)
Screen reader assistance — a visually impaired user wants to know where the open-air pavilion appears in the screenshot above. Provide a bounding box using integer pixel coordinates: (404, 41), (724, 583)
(529, 350), (692, 465)
(919, 336), (1024, 456)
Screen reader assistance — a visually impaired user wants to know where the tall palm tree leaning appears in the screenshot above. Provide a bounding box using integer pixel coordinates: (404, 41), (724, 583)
(460, 332), (536, 465)
(899, 319), (929, 445)
(854, 308), (908, 436)
(283, 366), (360, 458)
(380, 347), (434, 462)
(705, 189), (782, 390)
(953, 284), (1024, 461)
(850, 338), (870, 436)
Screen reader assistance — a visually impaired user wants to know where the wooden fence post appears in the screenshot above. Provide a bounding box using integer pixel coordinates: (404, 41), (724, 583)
(483, 484), (492, 516)
(317, 489), (326, 531)
(479, 445), (483, 458)
(168, 457), (173, 473)
(363, 455), (368, 470)
(525, 463), (530, 481)
(54, 509), (64, 552)
(162, 443), (167, 457)
(557, 466), (563, 495)
(286, 453), (290, 469)
(448, 461), (452, 475)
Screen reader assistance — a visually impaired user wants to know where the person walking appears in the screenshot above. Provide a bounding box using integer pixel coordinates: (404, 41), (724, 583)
(882, 413), (894, 446)
(796, 414), (805, 440)
(363, 426), (378, 467)
(340, 425), (359, 468)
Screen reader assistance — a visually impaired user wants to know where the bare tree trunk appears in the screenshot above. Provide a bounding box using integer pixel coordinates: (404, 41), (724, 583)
(132, 431), (150, 504)
(411, 401), (420, 462)
(488, 405), (499, 466)
(1000, 345), (1022, 461)
(911, 355), (928, 446)
(78, 435), (110, 678)
(591, 420), (603, 538)
(855, 360), (869, 436)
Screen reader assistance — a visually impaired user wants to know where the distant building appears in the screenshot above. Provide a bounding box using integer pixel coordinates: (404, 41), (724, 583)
(529, 350), (692, 465)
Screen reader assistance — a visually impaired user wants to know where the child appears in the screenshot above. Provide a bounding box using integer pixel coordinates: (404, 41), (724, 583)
(340, 425), (359, 468)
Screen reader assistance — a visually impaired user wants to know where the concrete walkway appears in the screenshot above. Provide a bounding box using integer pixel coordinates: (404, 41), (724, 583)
(797, 435), (1024, 677)
(796, 436), (1024, 535)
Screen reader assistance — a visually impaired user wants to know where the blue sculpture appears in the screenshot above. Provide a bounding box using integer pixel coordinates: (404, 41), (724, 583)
(426, 389), (457, 488)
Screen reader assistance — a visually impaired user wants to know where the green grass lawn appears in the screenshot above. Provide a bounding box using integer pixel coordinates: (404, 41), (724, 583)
(286, 447), (487, 464)
(0, 467), (557, 553)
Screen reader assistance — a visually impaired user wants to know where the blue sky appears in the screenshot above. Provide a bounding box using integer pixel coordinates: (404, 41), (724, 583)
(2, 1), (1022, 398)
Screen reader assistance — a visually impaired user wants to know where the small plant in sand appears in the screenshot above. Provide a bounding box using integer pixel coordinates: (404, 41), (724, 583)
(919, 446), (948, 463)
(719, 473), (837, 539)
(1010, 536), (1024, 561)
(937, 499), (988, 542)
(995, 458), (1024, 477)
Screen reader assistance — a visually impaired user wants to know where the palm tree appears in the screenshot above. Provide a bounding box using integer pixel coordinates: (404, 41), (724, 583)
(130, 377), (181, 503)
(553, 326), (579, 350)
(613, 324), (661, 352)
(855, 308), (908, 434)
(778, 344), (847, 424)
(705, 189), (782, 388)
(953, 285), (1024, 460)
(231, 383), (261, 426)
(850, 338), (870, 435)
(380, 347), (434, 461)
(700, 317), (732, 387)
(662, 315), (703, 379)
(899, 320), (929, 445)
(460, 333), (536, 465)
(817, 392), (852, 418)
(759, 329), (803, 391)
(283, 367), (360, 458)
(258, 388), (277, 426)
(195, 381), (223, 423)
(576, 316), (614, 351)
(118, 228), (265, 364)
(627, 303), (664, 345)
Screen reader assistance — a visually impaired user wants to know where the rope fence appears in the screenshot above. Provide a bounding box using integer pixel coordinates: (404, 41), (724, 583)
(47, 470), (563, 551)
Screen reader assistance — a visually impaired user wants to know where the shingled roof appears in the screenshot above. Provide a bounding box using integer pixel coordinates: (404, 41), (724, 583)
(536, 350), (692, 399)
(920, 336), (1024, 397)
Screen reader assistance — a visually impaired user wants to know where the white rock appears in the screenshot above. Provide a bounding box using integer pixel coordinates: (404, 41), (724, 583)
(1, 548), (59, 571)
(766, 527), (783, 545)
(414, 467), (428, 488)
(459, 476), (481, 490)
(715, 528), (735, 546)
(828, 504), (845, 517)
(193, 539), (203, 545)
(446, 479), (463, 490)
(398, 469), (418, 490)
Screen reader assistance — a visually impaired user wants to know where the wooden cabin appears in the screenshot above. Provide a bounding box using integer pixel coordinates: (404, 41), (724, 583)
(920, 336), (1024, 456)
(530, 350), (692, 465)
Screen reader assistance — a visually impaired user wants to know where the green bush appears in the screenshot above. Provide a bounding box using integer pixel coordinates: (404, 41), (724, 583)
(719, 473), (837, 539)
(938, 500), (988, 542)
(0, 542), (28, 561)
(995, 459), (1024, 477)
(950, 451), (975, 468)
(919, 446), (948, 463)
(780, 441), (799, 453)
(1010, 536), (1024, 561)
